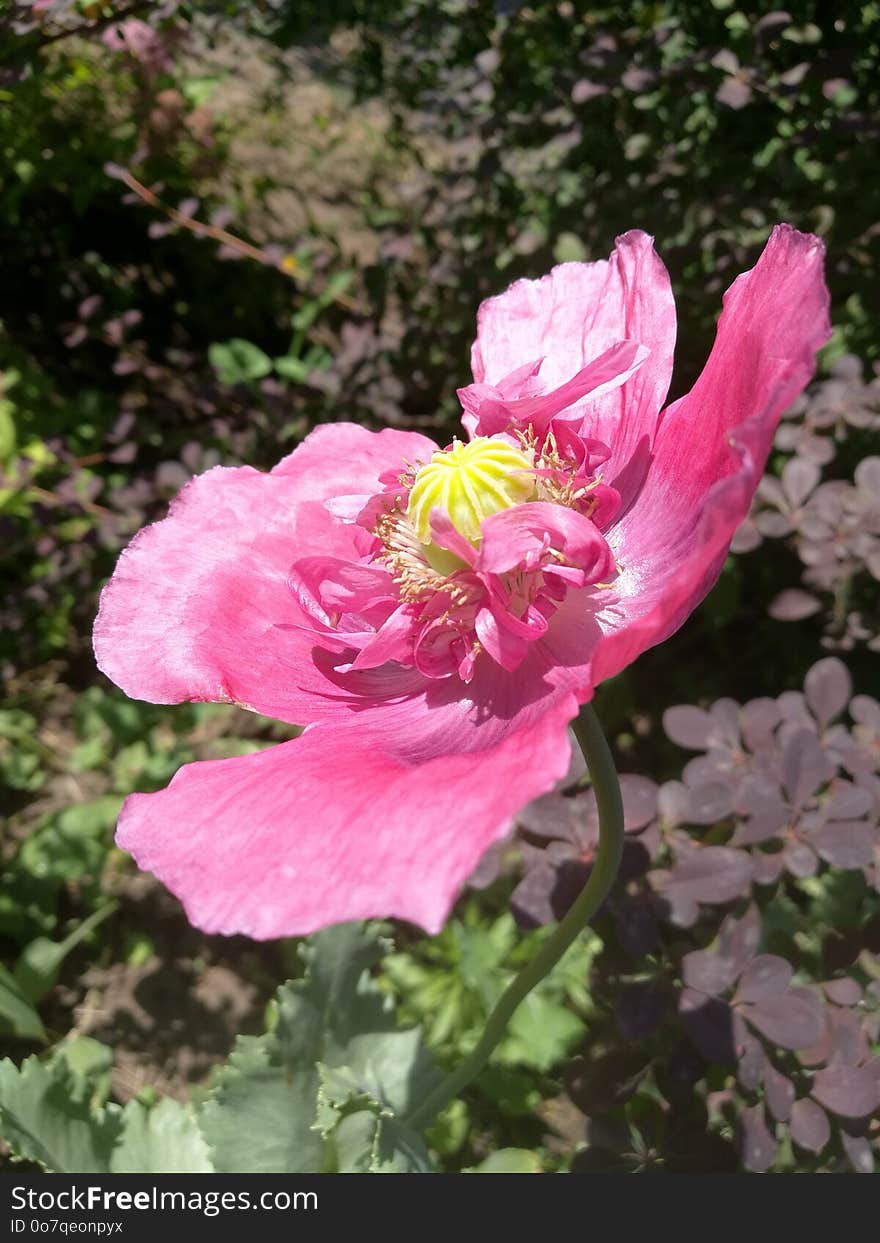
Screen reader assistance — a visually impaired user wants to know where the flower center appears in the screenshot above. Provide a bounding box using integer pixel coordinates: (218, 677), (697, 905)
(406, 436), (535, 546)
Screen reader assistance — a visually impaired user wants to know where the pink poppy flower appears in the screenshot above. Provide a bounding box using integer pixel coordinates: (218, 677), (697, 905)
(94, 226), (829, 939)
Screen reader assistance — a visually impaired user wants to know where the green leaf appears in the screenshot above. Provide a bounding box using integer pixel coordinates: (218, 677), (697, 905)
(182, 76), (221, 108)
(199, 1036), (324, 1174)
(111, 1099), (214, 1173)
(0, 396), (15, 460)
(333, 1109), (434, 1173)
(0, 966), (46, 1042)
(553, 232), (587, 263)
(51, 1037), (113, 1111)
(319, 270), (354, 305)
(334, 1026), (435, 1120)
(290, 301), (321, 334)
(0, 1057), (121, 1172)
(500, 990), (585, 1073)
(465, 1148), (543, 1173)
(315, 1024), (437, 1136)
(208, 339), (273, 385)
(201, 924), (437, 1174)
(15, 903), (117, 1003)
(273, 356), (311, 381)
(828, 83), (858, 108)
(18, 796), (120, 885)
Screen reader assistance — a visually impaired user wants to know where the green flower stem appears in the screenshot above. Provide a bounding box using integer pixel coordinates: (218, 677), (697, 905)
(405, 702), (625, 1132)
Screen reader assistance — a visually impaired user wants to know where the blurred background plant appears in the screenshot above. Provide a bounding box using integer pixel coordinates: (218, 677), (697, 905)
(0, 0), (878, 1173)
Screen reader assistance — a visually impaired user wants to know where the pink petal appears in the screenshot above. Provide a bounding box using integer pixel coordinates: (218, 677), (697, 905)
(459, 339), (648, 439)
(476, 602), (546, 672)
(288, 556), (395, 627)
(348, 603), (414, 671)
(269, 422), (437, 489)
(592, 225), (830, 687)
(470, 230), (677, 504)
(477, 501), (616, 579)
(116, 692), (576, 937)
(94, 424), (435, 724)
(428, 510), (479, 567)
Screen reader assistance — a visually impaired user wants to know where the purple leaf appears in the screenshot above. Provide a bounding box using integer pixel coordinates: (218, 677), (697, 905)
(710, 700), (742, 748)
(850, 694), (880, 733)
(782, 730), (830, 807)
(756, 510), (793, 539)
(752, 851), (786, 886)
(619, 775), (659, 831)
(571, 79), (607, 104)
(509, 861), (562, 929)
(615, 981), (670, 1042)
(740, 698), (781, 751)
(682, 781), (735, 825)
(474, 48), (500, 75)
(77, 293), (102, 321)
(783, 840), (819, 878)
(782, 456), (821, 507)
(731, 522), (761, 554)
(840, 1130), (875, 1174)
(777, 691), (811, 729)
(466, 839), (505, 891)
(679, 990), (737, 1064)
(763, 1063), (795, 1123)
(656, 780), (692, 827)
(738, 1105), (777, 1173)
(804, 658), (852, 728)
(737, 1033), (766, 1092)
(63, 324), (88, 349)
(731, 802), (788, 845)
(711, 49), (740, 74)
(621, 67), (655, 92)
(683, 753), (731, 788)
(822, 781), (873, 820)
(813, 821), (877, 869)
(663, 705), (714, 749)
(769, 589), (822, 621)
(717, 904), (763, 978)
(662, 847), (753, 906)
(798, 1020), (835, 1068)
(716, 78), (753, 109)
(821, 978), (863, 1007)
(811, 1066), (880, 1118)
(209, 205), (235, 229)
(682, 949), (736, 997)
(789, 1099), (830, 1153)
(825, 1010), (870, 1067)
(517, 791), (576, 843)
(742, 987), (826, 1050)
(736, 955), (793, 1004)
(612, 895), (661, 958)
(755, 12), (794, 40)
(781, 62), (811, 86)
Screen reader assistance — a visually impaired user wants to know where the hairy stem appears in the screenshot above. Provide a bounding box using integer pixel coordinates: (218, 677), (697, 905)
(405, 702), (625, 1132)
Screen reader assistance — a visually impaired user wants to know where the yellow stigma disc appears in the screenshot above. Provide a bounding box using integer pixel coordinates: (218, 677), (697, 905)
(407, 436), (535, 545)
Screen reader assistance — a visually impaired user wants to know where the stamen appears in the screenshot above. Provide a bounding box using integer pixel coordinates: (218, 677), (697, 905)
(374, 508), (472, 603)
